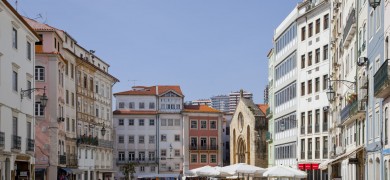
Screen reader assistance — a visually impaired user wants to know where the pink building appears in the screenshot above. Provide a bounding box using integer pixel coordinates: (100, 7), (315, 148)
(182, 105), (223, 173)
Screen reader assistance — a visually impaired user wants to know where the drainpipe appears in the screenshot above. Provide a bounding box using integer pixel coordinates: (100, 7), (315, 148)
(354, 0), (359, 179)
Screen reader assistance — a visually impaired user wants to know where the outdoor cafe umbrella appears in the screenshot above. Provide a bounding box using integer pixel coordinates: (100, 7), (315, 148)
(220, 163), (266, 177)
(263, 165), (307, 179)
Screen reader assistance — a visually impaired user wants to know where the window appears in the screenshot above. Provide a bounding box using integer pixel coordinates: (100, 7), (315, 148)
(200, 121), (207, 129)
(168, 119), (174, 126)
(308, 80), (312, 94)
(12, 71), (18, 91)
(301, 139), (305, 159)
(323, 14), (329, 29)
(66, 118), (70, 131)
(72, 119), (75, 132)
(161, 149), (167, 156)
(308, 138), (313, 159)
(118, 152), (125, 161)
(200, 154), (207, 163)
(139, 119), (144, 126)
(323, 45), (329, 60)
(315, 48), (320, 63)
(66, 90), (69, 104)
(275, 52), (297, 80)
(129, 152), (135, 161)
(323, 108), (328, 132)
(26, 80), (32, 99)
(139, 102), (145, 109)
(71, 63), (74, 78)
(35, 66), (45, 81)
(210, 154), (217, 163)
(129, 102), (134, 109)
(149, 135), (155, 144)
(175, 119), (181, 126)
(35, 102), (44, 116)
(315, 18), (320, 34)
(149, 102), (155, 109)
(301, 55), (305, 69)
(27, 41), (32, 60)
(376, 6), (381, 30)
(315, 137), (320, 159)
(118, 119), (124, 126)
(118, 136), (124, 143)
(128, 119), (134, 126)
(119, 102), (124, 108)
(191, 137), (197, 148)
(308, 111), (313, 133)
(315, 77), (320, 92)
(308, 52), (312, 66)
(149, 152), (155, 160)
(174, 134), (180, 141)
(191, 120), (198, 129)
(315, 109), (320, 132)
(308, 23), (313, 37)
(210, 121), (217, 129)
(301, 82), (305, 96)
(161, 119), (167, 126)
(71, 93), (75, 106)
(149, 119), (155, 126)
(139, 136), (144, 144)
(301, 27), (306, 41)
(151, 166), (156, 172)
(12, 28), (17, 49)
(140, 166), (145, 172)
(175, 149), (180, 156)
(128, 136), (134, 143)
(191, 154), (197, 163)
(323, 75), (328, 90)
(161, 134), (167, 141)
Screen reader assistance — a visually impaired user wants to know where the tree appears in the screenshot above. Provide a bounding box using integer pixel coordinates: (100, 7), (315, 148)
(121, 162), (136, 180)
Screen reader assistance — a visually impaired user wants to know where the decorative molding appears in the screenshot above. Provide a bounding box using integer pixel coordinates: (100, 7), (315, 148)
(11, 20), (21, 29)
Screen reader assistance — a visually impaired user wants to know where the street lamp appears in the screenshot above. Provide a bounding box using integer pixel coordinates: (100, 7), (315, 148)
(21, 86), (48, 108)
(369, 0), (381, 9)
(326, 86), (336, 102)
(101, 126), (106, 136)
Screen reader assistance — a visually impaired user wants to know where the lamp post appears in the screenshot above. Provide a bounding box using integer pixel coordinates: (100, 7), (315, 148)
(369, 0), (381, 9)
(21, 86), (48, 108)
(326, 86), (336, 102)
(101, 126), (106, 136)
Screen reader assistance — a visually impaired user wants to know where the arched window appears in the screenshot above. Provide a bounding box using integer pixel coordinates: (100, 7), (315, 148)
(35, 66), (45, 81)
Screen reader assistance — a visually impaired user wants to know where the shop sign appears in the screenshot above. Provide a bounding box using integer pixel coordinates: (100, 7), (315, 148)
(20, 171), (28, 177)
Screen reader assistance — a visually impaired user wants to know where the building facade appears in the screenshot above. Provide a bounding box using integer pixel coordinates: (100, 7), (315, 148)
(182, 105), (223, 174)
(0, 0), (40, 179)
(230, 92), (268, 168)
(296, 1), (331, 179)
(266, 48), (275, 168)
(229, 91), (253, 114)
(272, 6), (299, 168)
(211, 95), (230, 113)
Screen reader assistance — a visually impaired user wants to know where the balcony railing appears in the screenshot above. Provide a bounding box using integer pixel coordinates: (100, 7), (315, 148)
(323, 148), (328, 159)
(315, 150), (320, 159)
(308, 126), (313, 134)
(343, 8), (356, 47)
(340, 99), (366, 125)
(98, 139), (114, 148)
(315, 124), (320, 133)
(301, 151), (305, 159)
(77, 135), (98, 146)
(0, 132), (4, 148)
(116, 158), (157, 165)
(308, 151), (312, 159)
(300, 126), (305, 135)
(374, 59), (390, 98)
(323, 123), (328, 132)
(12, 135), (21, 150)
(189, 145), (218, 150)
(27, 138), (35, 152)
(67, 155), (78, 167)
(59, 155), (67, 165)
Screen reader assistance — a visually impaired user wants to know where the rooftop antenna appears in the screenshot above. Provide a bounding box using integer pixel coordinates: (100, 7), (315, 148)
(15, 0), (18, 11)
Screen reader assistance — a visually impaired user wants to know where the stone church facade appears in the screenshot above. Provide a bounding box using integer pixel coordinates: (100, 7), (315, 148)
(230, 92), (268, 168)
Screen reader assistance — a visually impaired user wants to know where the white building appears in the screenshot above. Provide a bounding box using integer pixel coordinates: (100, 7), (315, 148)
(272, 5), (299, 168)
(229, 91), (252, 114)
(191, 99), (212, 107)
(113, 85), (184, 180)
(296, 1), (330, 179)
(211, 95), (229, 113)
(0, 0), (40, 179)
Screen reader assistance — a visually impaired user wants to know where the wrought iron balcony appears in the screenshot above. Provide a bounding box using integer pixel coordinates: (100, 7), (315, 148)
(59, 155), (67, 165)
(308, 126), (313, 134)
(315, 150), (320, 159)
(315, 124), (320, 133)
(0, 132), (4, 148)
(323, 148), (328, 159)
(374, 59), (390, 98)
(189, 145), (218, 150)
(67, 155), (78, 167)
(301, 151), (305, 159)
(116, 158), (157, 165)
(323, 123), (328, 132)
(77, 135), (98, 146)
(308, 151), (312, 159)
(340, 99), (366, 125)
(266, 132), (272, 142)
(27, 138), (35, 152)
(12, 135), (21, 150)
(300, 126), (305, 135)
(343, 8), (356, 48)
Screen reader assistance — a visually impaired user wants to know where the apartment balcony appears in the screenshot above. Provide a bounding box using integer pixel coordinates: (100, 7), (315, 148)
(98, 139), (114, 148)
(323, 123), (328, 132)
(300, 126), (305, 135)
(59, 155), (67, 165)
(189, 145), (218, 150)
(266, 107), (272, 118)
(343, 8), (356, 48)
(12, 135), (21, 150)
(77, 136), (98, 146)
(374, 59), (390, 98)
(315, 150), (320, 159)
(315, 124), (320, 133)
(0, 132), (4, 149)
(266, 132), (272, 143)
(340, 99), (366, 126)
(27, 138), (35, 152)
(67, 155), (78, 167)
(308, 151), (312, 159)
(116, 158), (157, 165)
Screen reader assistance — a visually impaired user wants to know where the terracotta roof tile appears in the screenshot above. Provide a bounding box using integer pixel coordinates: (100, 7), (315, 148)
(114, 85), (183, 96)
(183, 105), (221, 113)
(113, 110), (157, 115)
(256, 104), (268, 115)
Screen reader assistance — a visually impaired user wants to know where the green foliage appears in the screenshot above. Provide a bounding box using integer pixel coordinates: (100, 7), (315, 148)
(121, 162), (136, 180)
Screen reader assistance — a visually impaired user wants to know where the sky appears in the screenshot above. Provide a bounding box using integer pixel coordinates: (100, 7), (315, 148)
(17, 0), (300, 103)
